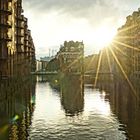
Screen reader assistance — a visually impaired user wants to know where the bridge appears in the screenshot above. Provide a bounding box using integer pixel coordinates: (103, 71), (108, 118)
(31, 71), (58, 75)
(31, 70), (113, 76)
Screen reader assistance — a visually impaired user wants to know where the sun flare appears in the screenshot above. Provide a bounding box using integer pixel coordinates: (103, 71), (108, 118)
(93, 26), (117, 50)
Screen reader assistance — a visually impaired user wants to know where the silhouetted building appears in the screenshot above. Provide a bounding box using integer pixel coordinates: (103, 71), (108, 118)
(84, 54), (99, 73)
(112, 8), (140, 80)
(56, 41), (84, 74)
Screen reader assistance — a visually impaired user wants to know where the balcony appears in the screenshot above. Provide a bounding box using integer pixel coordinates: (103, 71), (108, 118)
(24, 35), (28, 40)
(0, 35), (12, 41)
(16, 23), (24, 29)
(0, 6), (12, 14)
(17, 45), (24, 53)
(16, 30), (24, 37)
(7, 20), (12, 26)
(16, 37), (24, 45)
(24, 41), (29, 46)
(16, 13), (24, 20)
(0, 20), (12, 28)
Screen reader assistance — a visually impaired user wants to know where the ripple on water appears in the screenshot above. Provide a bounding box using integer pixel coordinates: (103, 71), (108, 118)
(27, 82), (127, 140)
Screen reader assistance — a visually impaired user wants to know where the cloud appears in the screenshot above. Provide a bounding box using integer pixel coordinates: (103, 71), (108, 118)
(22, 0), (140, 58)
(23, 0), (140, 27)
(23, 0), (139, 11)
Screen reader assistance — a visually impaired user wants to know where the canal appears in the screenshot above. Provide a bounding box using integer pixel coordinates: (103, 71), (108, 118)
(0, 75), (140, 140)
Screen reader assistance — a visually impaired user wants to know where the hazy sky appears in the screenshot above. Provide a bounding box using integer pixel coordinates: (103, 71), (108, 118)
(23, 0), (140, 58)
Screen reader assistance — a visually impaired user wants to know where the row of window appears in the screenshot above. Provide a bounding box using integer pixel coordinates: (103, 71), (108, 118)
(0, 14), (11, 25)
(17, 20), (24, 28)
(0, 27), (13, 38)
(0, 43), (8, 58)
(0, 1), (12, 12)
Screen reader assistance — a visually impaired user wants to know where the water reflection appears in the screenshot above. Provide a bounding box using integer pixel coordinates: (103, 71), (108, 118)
(97, 79), (140, 140)
(84, 88), (111, 117)
(60, 75), (84, 116)
(1, 75), (140, 139)
(0, 77), (36, 140)
(27, 75), (126, 140)
(37, 75), (48, 82)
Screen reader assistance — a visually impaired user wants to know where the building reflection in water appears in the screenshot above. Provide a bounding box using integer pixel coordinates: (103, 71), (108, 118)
(1, 74), (140, 139)
(97, 79), (140, 140)
(0, 77), (36, 140)
(60, 75), (84, 116)
(37, 75), (48, 82)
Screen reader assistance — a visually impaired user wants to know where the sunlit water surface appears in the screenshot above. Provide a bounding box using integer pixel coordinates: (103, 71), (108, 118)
(1, 76), (140, 140)
(28, 81), (126, 140)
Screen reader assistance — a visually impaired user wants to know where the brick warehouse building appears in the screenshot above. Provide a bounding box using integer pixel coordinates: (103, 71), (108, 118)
(0, 0), (35, 79)
(112, 8), (140, 81)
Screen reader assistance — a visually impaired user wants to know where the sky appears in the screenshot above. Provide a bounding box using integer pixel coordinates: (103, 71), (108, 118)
(22, 0), (140, 59)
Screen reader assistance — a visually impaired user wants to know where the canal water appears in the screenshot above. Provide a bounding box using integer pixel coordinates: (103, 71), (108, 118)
(0, 75), (140, 140)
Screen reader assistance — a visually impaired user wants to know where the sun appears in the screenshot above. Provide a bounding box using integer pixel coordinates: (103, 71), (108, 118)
(93, 25), (117, 50)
